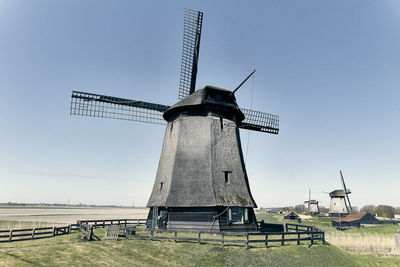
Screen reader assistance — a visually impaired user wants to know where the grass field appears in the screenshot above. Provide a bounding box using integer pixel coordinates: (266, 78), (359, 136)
(0, 207), (399, 266)
(256, 212), (400, 256)
(1, 230), (400, 266)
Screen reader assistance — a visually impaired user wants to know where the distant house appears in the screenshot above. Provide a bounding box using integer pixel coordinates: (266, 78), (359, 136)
(268, 209), (280, 214)
(394, 214), (400, 221)
(332, 212), (382, 229)
(284, 210), (300, 221)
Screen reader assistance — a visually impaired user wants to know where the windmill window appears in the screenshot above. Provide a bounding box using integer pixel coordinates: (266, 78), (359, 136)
(227, 207), (249, 224)
(244, 208), (249, 223)
(222, 171), (231, 184)
(159, 182), (163, 190)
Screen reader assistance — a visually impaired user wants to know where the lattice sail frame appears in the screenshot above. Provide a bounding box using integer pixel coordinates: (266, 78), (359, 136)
(178, 9), (203, 100)
(239, 108), (279, 134)
(70, 91), (168, 125)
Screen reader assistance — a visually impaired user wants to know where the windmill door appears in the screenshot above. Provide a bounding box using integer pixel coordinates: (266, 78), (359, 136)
(152, 207), (158, 228)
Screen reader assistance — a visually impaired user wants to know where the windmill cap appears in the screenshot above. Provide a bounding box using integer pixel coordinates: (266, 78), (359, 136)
(163, 86), (245, 122)
(305, 200), (319, 204)
(329, 189), (347, 197)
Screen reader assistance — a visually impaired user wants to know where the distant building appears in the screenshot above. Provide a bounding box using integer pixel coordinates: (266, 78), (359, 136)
(332, 212), (381, 229)
(284, 210), (300, 221)
(268, 209), (280, 214)
(394, 214), (400, 221)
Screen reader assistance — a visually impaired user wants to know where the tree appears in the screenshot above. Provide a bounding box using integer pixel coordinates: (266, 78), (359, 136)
(375, 205), (395, 218)
(361, 205), (376, 215)
(319, 206), (329, 214)
(281, 206), (294, 212)
(295, 204), (306, 213)
(395, 207), (400, 215)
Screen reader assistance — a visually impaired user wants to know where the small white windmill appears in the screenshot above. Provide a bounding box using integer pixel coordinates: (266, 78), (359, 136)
(304, 189), (320, 215)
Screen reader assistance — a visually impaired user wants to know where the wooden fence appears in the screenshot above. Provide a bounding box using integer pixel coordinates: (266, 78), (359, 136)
(0, 218), (146, 243)
(77, 218), (147, 228)
(0, 225), (79, 243)
(128, 227), (325, 249)
(0, 219), (325, 249)
(285, 223), (316, 232)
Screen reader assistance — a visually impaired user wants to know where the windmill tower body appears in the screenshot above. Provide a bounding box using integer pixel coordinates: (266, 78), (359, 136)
(146, 87), (258, 232)
(328, 171), (353, 217)
(329, 190), (349, 217)
(308, 200), (320, 214)
(304, 189), (319, 215)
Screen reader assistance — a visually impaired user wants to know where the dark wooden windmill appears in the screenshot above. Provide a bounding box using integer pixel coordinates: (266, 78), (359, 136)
(70, 9), (279, 232)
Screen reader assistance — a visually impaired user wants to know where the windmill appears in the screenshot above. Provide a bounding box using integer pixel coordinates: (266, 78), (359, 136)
(326, 170), (353, 217)
(304, 189), (319, 215)
(69, 9), (279, 232)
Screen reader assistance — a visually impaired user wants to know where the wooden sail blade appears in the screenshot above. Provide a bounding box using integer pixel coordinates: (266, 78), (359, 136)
(239, 108), (279, 134)
(178, 9), (203, 100)
(70, 91), (168, 125)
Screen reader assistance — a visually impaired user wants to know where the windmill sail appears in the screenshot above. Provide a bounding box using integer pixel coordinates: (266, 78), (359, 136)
(70, 91), (168, 125)
(340, 170), (353, 213)
(178, 9), (203, 100)
(239, 108), (279, 134)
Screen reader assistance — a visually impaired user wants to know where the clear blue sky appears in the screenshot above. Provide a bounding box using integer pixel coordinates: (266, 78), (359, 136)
(1, 0), (399, 208)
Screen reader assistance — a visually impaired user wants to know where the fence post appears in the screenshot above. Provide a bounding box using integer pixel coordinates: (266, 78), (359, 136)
(322, 232), (326, 244)
(265, 234), (268, 248)
(103, 220), (105, 228)
(89, 226), (93, 241)
(221, 233), (224, 248)
(281, 233), (284, 246)
(8, 230), (12, 242)
(174, 231), (177, 243)
(297, 233), (300, 245)
(245, 233), (249, 249)
(296, 225), (298, 232)
(68, 225), (72, 234)
(125, 219), (127, 227)
(285, 223), (287, 232)
(52, 227), (56, 237)
(198, 233), (201, 245)
(32, 228), (35, 240)
(150, 230), (153, 241)
(311, 232), (314, 245)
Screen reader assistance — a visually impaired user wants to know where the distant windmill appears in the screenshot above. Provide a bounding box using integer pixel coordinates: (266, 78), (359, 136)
(324, 171), (353, 217)
(304, 189), (320, 215)
(69, 9), (279, 232)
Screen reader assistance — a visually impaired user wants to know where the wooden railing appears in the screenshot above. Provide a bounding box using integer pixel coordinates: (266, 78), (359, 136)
(77, 218), (146, 228)
(0, 219), (325, 249)
(129, 228), (325, 249)
(0, 225), (79, 243)
(285, 223), (315, 232)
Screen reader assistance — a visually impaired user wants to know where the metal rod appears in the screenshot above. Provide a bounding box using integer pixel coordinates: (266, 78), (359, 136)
(230, 69), (256, 96)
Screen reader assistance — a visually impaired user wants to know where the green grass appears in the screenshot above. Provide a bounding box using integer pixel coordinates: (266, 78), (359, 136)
(0, 214), (399, 266)
(255, 212), (282, 224)
(346, 224), (400, 236)
(0, 230), (399, 266)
